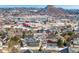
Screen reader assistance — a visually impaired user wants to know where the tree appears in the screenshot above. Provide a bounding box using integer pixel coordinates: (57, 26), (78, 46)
(22, 31), (26, 38)
(7, 36), (22, 52)
(67, 31), (75, 36)
(57, 39), (64, 47)
(0, 32), (3, 36)
(55, 31), (58, 35)
(63, 40), (68, 47)
(26, 30), (34, 37)
(67, 25), (71, 28)
(38, 40), (43, 52)
(38, 45), (43, 52)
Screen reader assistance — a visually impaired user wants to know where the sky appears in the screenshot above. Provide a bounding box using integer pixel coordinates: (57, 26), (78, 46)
(0, 5), (79, 9)
(0, 5), (46, 8)
(55, 5), (79, 9)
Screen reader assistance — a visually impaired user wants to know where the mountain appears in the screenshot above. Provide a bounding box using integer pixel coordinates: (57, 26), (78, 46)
(65, 9), (79, 15)
(0, 5), (79, 17)
(46, 5), (68, 16)
(37, 5), (69, 17)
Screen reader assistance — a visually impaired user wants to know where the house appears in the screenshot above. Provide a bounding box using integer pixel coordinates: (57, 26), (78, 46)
(58, 47), (70, 53)
(23, 37), (40, 47)
(71, 33), (79, 47)
(46, 39), (57, 48)
(20, 47), (33, 53)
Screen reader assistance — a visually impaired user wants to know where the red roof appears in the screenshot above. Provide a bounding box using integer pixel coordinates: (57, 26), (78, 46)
(47, 40), (53, 43)
(25, 21), (30, 23)
(23, 23), (30, 27)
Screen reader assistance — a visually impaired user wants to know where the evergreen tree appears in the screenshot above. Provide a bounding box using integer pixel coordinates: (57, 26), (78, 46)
(57, 39), (64, 47)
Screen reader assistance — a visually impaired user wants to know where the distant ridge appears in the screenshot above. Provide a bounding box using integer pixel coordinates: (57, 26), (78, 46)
(0, 5), (79, 17)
